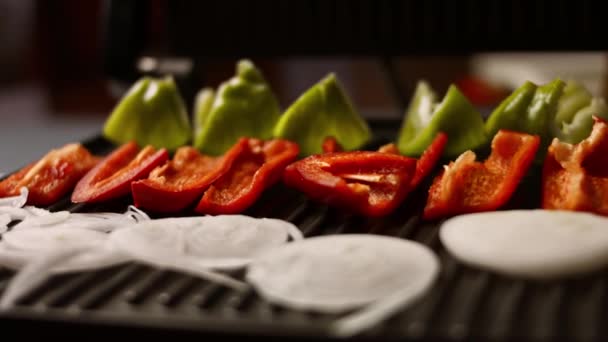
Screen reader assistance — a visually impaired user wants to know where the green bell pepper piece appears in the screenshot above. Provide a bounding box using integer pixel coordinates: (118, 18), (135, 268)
(485, 81), (538, 138)
(397, 81), (487, 158)
(194, 59), (281, 155)
(523, 78), (565, 143)
(554, 80), (592, 126)
(551, 80), (608, 144)
(273, 73), (371, 156)
(558, 97), (608, 144)
(193, 87), (215, 138)
(103, 76), (191, 150)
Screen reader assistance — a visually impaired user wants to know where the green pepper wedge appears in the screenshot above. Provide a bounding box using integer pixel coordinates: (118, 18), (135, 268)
(273, 73), (371, 156)
(397, 81), (487, 158)
(103, 76), (191, 150)
(552, 80), (608, 144)
(193, 87), (215, 138)
(523, 79), (565, 145)
(194, 59), (281, 156)
(485, 81), (538, 138)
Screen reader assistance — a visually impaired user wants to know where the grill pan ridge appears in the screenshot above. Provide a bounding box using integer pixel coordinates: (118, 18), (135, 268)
(0, 121), (606, 341)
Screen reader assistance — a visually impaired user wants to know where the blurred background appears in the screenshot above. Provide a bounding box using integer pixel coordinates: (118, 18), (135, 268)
(1, 0), (606, 173)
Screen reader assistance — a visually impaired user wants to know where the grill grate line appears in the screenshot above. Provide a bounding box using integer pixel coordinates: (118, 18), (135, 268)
(193, 283), (228, 310)
(157, 276), (199, 307)
(42, 271), (107, 307)
(398, 252), (461, 339)
(123, 268), (172, 304)
(76, 263), (145, 309)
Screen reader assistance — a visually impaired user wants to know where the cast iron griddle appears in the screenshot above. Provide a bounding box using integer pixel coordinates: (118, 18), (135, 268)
(0, 122), (606, 341)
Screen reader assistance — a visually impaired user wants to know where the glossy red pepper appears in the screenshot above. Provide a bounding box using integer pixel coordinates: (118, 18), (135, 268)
(411, 132), (448, 188)
(283, 151), (417, 217)
(195, 138), (300, 215)
(424, 130), (539, 220)
(131, 141), (245, 213)
(322, 136), (343, 153)
(71, 141), (168, 203)
(542, 116), (608, 215)
(0, 143), (99, 206)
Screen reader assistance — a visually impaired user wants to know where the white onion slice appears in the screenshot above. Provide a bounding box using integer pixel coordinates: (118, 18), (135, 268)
(11, 210), (71, 230)
(110, 215), (301, 270)
(0, 228), (128, 273)
(125, 205), (150, 222)
(0, 247), (90, 309)
(439, 210), (608, 279)
(0, 187), (28, 208)
(246, 234), (439, 316)
(0, 214), (10, 234)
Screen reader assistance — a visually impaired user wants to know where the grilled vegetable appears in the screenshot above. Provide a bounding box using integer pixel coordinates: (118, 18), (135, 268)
(196, 138), (299, 215)
(131, 143), (244, 213)
(0, 143), (99, 206)
(274, 73), (371, 156)
(397, 81), (487, 158)
(194, 60), (281, 156)
(542, 116), (608, 216)
(71, 141), (168, 203)
(552, 80), (608, 144)
(103, 76), (191, 150)
(284, 133), (446, 217)
(424, 130), (540, 220)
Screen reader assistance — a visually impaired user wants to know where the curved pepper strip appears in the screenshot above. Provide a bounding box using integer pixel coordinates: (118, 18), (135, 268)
(283, 151), (417, 217)
(131, 142), (245, 213)
(397, 81), (486, 158)
(195, 138), (300, 215)
(542, 116), (608, 216)
(103, 76), (191, 150)
(424, 130), (540, 220)
(194, 60), (281, 156)
(0, 143), (99, 206)
(71, 141), (168, 203)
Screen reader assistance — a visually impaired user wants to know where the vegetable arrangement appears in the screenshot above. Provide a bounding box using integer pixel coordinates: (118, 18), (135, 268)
(1, 60), (607, 220)
(2, 62), (608, 331)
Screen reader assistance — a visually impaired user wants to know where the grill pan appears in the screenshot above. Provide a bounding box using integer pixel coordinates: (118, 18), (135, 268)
(0, 119), (607, 341)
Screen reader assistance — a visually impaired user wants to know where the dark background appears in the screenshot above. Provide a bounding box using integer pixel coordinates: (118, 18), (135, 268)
(0, 0), (606, 172)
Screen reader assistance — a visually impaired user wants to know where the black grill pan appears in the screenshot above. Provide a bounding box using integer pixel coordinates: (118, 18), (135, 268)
(0, 120), (606, 341)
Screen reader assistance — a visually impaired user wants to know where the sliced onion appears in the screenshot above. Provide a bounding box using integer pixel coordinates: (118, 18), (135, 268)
(125, 205), (150, 222)
(110, 215), (302, 271)
(0, 187), (28, 208)
(23, 206), (51, 217)
(0, 228), (129, 273)
(246, 234), (439, 317)
(0, 247), (91, 309)
(11, 210), (71, 230)
(0, 214), (10, 234)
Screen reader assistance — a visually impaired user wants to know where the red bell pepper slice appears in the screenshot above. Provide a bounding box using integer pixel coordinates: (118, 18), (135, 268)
(542, 116), (608, 215)
(71, 141), (168, 203)
(424, 130), (539, 220)
(283, 151), (417, 217)
(411, 132), (448, 188)
(195, 138), (300, 215)
(0, 143), (99, 206)
(322, 136), (343, 153)
(131, 141), (246, 213)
